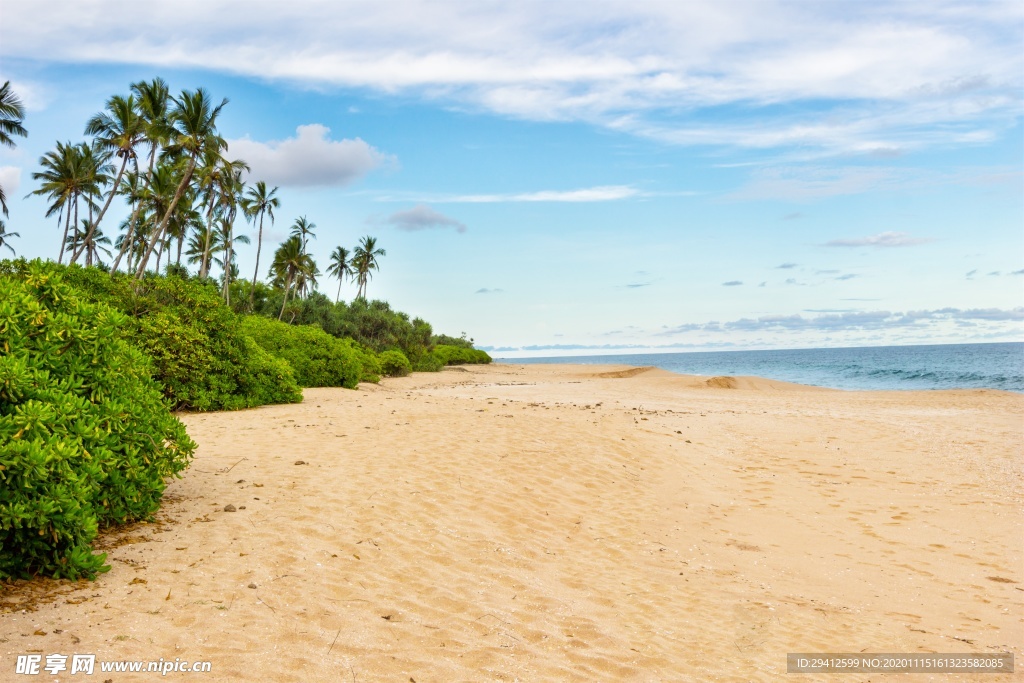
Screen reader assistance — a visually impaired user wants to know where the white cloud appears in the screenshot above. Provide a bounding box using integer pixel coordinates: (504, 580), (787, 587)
(823, 231), (935, 248)
(0, 167), (21, 198)
(385, 204), (466, 233)
(375, 185), (649, 203)
(226, 124), (392, 188)
(2, 1), (1020, 153)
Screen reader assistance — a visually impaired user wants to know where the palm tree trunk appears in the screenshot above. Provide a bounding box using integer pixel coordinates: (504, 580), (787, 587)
(73, 155), (127, 263)
(58, 201), (72, 264)
(250, 210), (264, 308)
(336, 278), (342, 304)
(223, 225), (232, 303)
(135, 154), (197, 278)
(110, 198), (141, 273)
(278, 272), (294, 321)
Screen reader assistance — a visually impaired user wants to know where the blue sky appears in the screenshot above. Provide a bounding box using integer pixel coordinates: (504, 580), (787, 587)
(1, 0), (1021, 355)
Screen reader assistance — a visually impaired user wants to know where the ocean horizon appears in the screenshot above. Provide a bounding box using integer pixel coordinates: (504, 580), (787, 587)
(497, 341), (1024, 392)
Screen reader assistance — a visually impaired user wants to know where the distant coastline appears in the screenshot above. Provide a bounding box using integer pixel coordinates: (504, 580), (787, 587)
(499, 341), (1024, 392)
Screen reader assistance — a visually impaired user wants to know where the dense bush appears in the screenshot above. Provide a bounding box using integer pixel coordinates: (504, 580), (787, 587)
(433, 344), (493, 366)
(431, 333), (476, 349)
(0, 261), (303, 411)
(241, 316), (369, 388)
(0, 263), (196, 579)
(378, 349), (412, 377)
(413, 352), (445, 373)
(253, 292), (434, 366)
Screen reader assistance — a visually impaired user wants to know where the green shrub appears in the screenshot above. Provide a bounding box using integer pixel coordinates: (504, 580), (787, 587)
(413, 352), (445, 373)
(0, 261), (303, 411)
(0, 263), (196, 579)
(433, 344), (492, 366)
(240, 316), (364, 389)
(378, 350), (412, 377)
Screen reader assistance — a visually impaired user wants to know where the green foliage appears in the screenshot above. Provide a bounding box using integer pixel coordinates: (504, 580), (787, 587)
(432, 333), (475, 349)
(413, 352), (445, 373)
(0, 260), (302, 411)
(0, 262), (195, 579)
(433, 344), (492, 366)
(378, 349), (412, 377)
(253, 293), (434, 366)
(240, 316), (367, 388)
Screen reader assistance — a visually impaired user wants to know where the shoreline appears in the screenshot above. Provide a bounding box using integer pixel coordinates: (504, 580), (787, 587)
(3, 362), (1021, 681)
(496, 342), (1024, 394)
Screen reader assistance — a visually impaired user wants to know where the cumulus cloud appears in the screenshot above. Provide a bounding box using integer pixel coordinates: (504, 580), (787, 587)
(823, 231), (934, 247)
(0, 167), (21, 198)
(475, 287), (503, 294)
(776, 262), (799, 269)
(227, 124), (391, 188)
(385, 204), (466, 233)
(835, 273), (859, 280)
(722, 280), (743, 286)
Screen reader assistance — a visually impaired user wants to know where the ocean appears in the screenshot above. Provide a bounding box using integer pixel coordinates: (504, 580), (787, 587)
(498, 342), (1024, 392)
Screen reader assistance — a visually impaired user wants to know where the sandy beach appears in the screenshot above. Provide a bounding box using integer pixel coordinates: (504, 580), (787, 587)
(2, 363), (1021, 681)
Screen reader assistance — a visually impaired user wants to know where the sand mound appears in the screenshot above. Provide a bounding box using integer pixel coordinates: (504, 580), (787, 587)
(705, 375), (738, 389)
(593, 366), (655, 379)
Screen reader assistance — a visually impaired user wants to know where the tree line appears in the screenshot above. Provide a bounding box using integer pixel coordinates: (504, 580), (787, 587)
(0, 79), (385, 311)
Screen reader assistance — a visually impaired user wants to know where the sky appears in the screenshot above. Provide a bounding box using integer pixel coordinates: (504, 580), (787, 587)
(1, 0), (1022, 356)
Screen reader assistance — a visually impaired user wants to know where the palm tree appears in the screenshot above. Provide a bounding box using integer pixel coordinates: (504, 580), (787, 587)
(186, 224), (221, 274)
(66, 219), (112, 266)
(110, 78), (171, 273)
(74, 93), (145, 261)
(66, 142), (111, 265)
(29, 141), (76, 262)
(271, 235), (307, 320)
(0, 81), (27, 216)
(352, 235), (386, 299)
(134, 88), (228, 278)
(326, 245), (352, 303)
(30, 142), (107, 264)
(0, 220), (19, 255)
(289, 216), (316, 253)
(241, 181), (279, 308)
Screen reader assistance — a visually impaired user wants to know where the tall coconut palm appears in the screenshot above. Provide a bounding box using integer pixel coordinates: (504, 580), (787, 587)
(271, 235), (306, 320)
(29, 141), (76, 261)
(134, 88), (228, 278)
(110, 79), (171, 273)
(30, 141), (107, 264)
(289, 216), (316, 253)
(241, 181), (279, 307)
(215, 159), (249, 303)
(66, 142), (111, 265)
(326, 245), (352, 303)
(352, 235), (386, 299)
(74, 93), (145, 261)
(0, 81), (27, 216)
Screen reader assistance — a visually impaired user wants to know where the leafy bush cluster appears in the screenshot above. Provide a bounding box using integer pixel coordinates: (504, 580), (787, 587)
(0, 263), (196, 579)
(432, 344), (493, 366)
(378, 349), (412, 377)
(240, 316), (378, 387)
(252, 292), (434, 365)
(4, 261), (304, 411)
